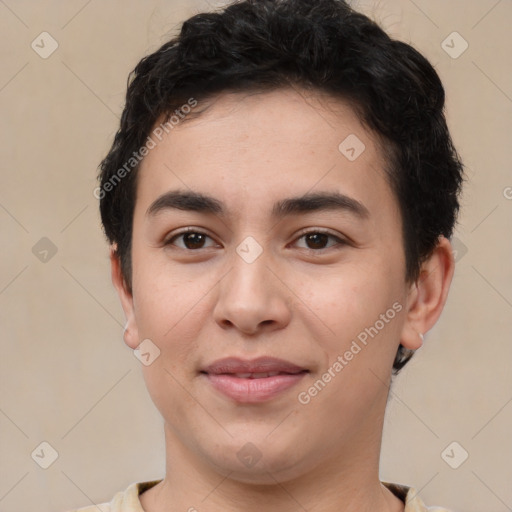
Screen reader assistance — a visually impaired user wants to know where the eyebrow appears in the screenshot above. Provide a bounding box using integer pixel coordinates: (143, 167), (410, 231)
(146, 189), (370, 220)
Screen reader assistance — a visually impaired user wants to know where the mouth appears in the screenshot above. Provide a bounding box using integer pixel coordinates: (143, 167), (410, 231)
(219, 371), (303, 379)
(200, 357), (309, 403)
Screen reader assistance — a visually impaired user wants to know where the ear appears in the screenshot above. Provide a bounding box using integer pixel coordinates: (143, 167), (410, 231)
(400, 236), (455, 350)
(110, 246), (140, 349)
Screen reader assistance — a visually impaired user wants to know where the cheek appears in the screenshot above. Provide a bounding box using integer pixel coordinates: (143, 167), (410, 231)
(131, 245), (201, 337)
(134, 286), (206, 416)
(299, 260), (405, 347)
(130, 282), (207, 395)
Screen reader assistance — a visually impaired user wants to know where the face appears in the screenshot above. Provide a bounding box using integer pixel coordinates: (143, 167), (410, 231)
(115, 88), (426, 484)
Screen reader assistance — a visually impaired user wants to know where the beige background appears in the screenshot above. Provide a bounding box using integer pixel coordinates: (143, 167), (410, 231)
(0, 0), (511, 511)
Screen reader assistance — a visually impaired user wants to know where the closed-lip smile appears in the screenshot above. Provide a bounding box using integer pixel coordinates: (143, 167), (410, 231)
(201, 356), (309, 403)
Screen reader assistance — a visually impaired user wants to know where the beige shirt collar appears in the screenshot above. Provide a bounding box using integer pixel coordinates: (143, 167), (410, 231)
(73, 479), (452, 512)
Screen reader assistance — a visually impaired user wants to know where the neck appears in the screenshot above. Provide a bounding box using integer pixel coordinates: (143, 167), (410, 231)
(140, 416), (404, 512)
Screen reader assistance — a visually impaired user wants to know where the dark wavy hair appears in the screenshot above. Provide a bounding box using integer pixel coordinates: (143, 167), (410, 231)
(98, 0), (464, 374)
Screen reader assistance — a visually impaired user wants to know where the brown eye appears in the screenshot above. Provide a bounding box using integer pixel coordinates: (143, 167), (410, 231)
(166, 230), (216, 250)
(295, 230), (346, 251)
(305, 233), (329, 249)
(182, 232), (206, 249)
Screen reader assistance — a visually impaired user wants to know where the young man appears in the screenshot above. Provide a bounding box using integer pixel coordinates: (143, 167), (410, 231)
(75, 0), (464, 510)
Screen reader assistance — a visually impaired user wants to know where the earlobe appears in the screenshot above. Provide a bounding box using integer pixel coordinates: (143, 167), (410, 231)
(110, 246), (140, 349)
(400, 236), (455, 350)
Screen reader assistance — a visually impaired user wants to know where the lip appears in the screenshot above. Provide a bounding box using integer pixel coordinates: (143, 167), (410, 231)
(201, 357), (308, 403)
(203, 356), (307, 375)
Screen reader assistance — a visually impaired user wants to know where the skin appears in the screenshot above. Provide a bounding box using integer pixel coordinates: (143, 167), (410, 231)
(111, 88), (455, 512)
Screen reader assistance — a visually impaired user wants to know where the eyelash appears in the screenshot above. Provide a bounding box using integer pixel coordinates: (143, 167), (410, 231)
(164, 227), (347, 252)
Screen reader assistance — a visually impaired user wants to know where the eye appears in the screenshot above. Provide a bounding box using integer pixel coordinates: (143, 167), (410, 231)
(164, 228), (347, 252)
(293, 230), (346, 251)
(165, 229), (218, 250)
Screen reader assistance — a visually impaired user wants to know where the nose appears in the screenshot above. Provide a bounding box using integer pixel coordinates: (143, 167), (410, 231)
(213, 247), (292, 336)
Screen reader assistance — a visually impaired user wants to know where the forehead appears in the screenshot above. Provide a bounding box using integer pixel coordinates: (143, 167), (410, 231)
(135, 88), (396, 223)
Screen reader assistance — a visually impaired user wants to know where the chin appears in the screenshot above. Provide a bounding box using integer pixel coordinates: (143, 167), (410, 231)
(203, 440), (314, 485)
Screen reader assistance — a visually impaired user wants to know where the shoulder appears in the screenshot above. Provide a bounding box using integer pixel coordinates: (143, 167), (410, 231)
(65, 480), (163, 512)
